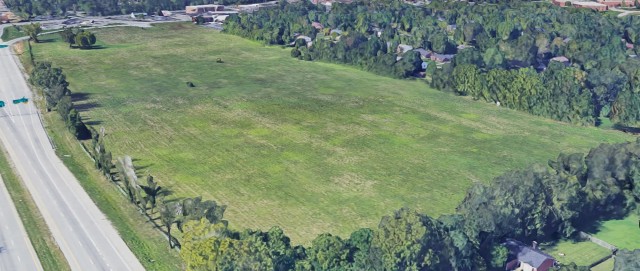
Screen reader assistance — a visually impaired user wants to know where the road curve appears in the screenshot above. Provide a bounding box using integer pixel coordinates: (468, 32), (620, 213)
(0, 175), (43, 271)
(0, 41), (145, 270)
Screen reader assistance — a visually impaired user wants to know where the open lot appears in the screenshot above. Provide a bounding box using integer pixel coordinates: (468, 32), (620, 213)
(589, 213), (640, 250)
(542, 240), (611, 267)
(29, 23), (634, 243)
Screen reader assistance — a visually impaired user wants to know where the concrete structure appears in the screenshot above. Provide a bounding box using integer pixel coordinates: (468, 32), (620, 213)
(573, 1), (609, 11)
(186, 4), (224, 15)
(431, 53), (454, 63)
(552, 0), (611, 11)
(597, 0), (636, 7)
(504, 239), (557, 271)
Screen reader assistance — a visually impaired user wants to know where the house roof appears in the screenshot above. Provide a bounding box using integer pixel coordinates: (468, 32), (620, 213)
(415, 48), (430, 57)
(551, 56), (569, 63)
(398, 44), (413, 53)
(505, 239), (555, 269)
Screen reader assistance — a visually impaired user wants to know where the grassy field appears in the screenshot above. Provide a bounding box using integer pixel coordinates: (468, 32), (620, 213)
(0, 25), (25, 41)
(591, 258), (614, 271)
(30, 23), (635, 243)
(542, 240), (611, 267)
(589, 213), (640, 250)
(0, 145), (70, 270)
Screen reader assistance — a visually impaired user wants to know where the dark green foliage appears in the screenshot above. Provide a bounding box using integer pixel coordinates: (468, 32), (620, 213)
(59, 27), (76, 48)
(74, 30), (97, 49)
(458, 139), (640, 260)
(23, 23), (42, 43)
(29, 61), (70, 110)
(614, 249), (640, 271)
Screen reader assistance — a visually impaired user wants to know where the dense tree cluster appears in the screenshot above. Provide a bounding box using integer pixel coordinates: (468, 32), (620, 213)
(224, 0), (640, 126)
(4, 0), (266, 16)
(457, 141), (640, 259)
(29, 61), (90, 138)
(614, 249), (640, 270)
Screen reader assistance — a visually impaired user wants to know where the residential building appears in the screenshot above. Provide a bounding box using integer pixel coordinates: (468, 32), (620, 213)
(504, 239), (557, 271)
(597, 0), (635, 7)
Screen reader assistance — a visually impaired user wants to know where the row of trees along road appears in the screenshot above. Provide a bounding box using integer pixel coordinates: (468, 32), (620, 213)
(224, 0), (640, 127)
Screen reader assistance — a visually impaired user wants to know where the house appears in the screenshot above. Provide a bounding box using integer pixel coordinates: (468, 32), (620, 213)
(430, 53), (454, 63)
(312, 22), (324, 30)
(550, 56), (571, 66)
(627, 42), (635, 49)
(397, 44), (414, 54)
(504, 239), (557, 271)
(186, 4), (224, 15)
(551, 0), (610, 11)
(415, 48), (431, 59)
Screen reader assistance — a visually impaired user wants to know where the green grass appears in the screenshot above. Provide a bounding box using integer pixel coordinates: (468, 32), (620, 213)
(589, 213), (640, 250)
(0, 145), (70, 270)
(1, 25), (26, 41)
(34, 106), (183, 270)
(30, 23), (635, 244)
(542, 240), (611, 267)
(591, 258), (614, 271)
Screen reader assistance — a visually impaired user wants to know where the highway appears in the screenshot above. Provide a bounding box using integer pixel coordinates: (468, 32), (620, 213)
(0, 175), (43, 271)
(0, 39), (145, 270)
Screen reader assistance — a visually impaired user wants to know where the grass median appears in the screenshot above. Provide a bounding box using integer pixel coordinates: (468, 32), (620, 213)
(0, 146), (70, 270)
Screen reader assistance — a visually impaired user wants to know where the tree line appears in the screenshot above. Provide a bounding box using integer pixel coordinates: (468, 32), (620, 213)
(224, 0), (640, 126)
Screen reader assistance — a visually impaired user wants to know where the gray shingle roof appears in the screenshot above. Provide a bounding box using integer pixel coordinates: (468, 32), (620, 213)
(505, 239), (555, 269)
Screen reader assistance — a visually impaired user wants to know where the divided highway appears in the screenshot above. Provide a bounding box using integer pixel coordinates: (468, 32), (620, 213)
(0, 40), (145, 270)
(0, 175), (43, 271)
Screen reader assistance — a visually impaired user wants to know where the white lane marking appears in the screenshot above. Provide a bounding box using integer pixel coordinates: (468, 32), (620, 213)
(16, 255), (21, 262)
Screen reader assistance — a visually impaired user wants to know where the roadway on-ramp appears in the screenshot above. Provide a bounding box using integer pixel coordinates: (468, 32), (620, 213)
(0, 39), (145, 270)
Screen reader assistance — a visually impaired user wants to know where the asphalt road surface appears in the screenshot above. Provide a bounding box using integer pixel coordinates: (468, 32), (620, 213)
(0, 175), (43, 271)
(0, 42), (144, 270)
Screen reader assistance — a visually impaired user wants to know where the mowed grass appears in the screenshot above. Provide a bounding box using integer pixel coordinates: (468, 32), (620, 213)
(589, 213), (640, 250)
(31, 23), (634, 243)
(542, 241), (611, 266)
